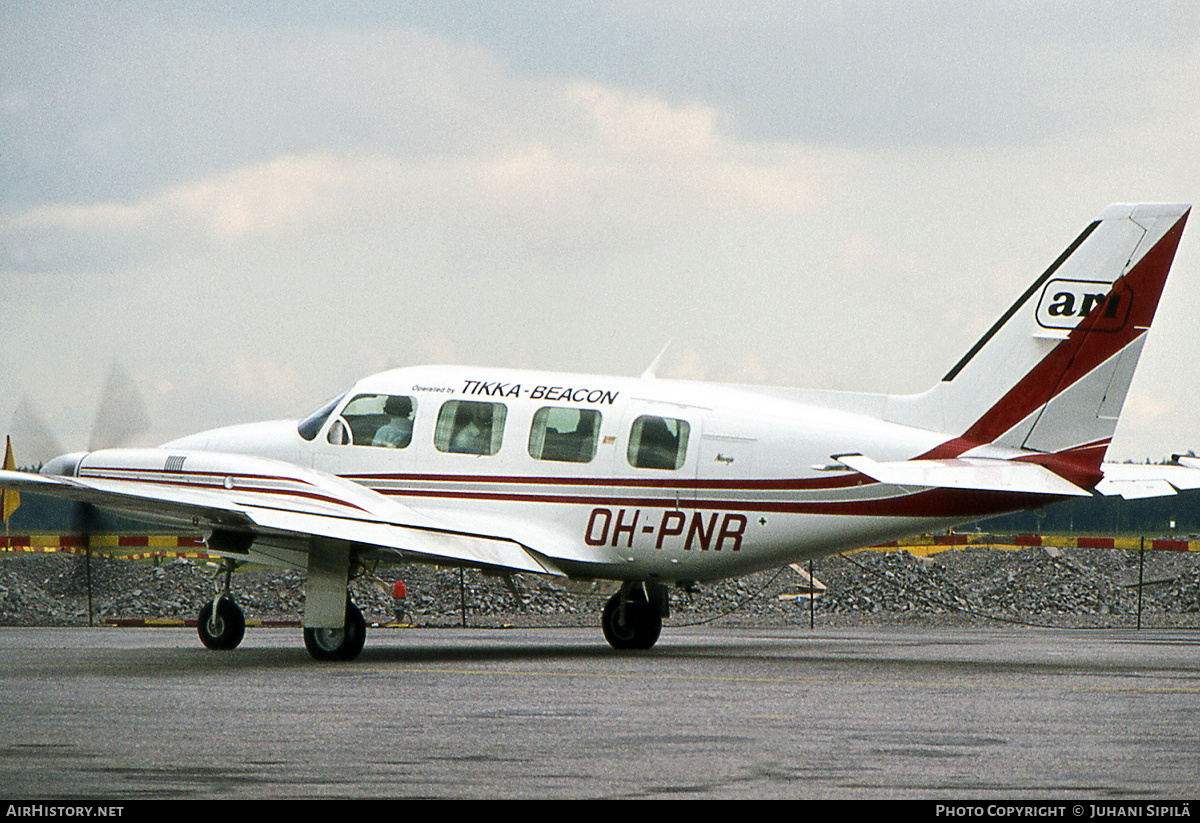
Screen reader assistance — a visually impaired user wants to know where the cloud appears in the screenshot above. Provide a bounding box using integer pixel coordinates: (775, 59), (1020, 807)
(390, 1), (1200, 148)
(3, 72), (827, 277)
(566, 82), (718, 157)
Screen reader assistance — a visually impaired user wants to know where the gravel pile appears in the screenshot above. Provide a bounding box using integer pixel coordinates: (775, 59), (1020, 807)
(2, 555), (308, 625)
(1159, 566), (1200, 612)
(1, 547), (1198, 629)
(0, 553), (609, 627)
(812, 551), (982, 615)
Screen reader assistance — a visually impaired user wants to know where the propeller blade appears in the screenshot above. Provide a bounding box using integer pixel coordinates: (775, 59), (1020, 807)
(88, 363), (150, 451)
(8, 396), (66, 470)
(8, 363), (153, 626)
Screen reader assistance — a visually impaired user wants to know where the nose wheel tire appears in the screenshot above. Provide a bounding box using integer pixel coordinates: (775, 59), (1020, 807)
(303, 600), (367, 661)
(197, 597), (246, 651)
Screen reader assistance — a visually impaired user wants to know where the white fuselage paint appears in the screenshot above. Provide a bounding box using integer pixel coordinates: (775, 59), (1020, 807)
(164, 365), (1020, 584)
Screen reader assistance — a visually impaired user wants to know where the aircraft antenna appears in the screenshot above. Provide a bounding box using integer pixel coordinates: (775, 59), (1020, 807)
(640, 340), (673, 380)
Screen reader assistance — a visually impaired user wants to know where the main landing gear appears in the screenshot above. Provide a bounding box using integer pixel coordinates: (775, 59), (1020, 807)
(602, 582), (668, 650)
(303, 599), (367, 662)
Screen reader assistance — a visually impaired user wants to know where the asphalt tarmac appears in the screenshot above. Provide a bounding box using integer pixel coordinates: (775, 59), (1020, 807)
(0, 624), (1198, 800)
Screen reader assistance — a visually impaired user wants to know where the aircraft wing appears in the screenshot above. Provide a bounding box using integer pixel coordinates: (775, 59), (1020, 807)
(834, 453), (1093, 497)
(0, 449), (564, 576)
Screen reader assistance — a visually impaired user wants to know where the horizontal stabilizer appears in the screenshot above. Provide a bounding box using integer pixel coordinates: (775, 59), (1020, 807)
(835, 453), (1092, 497)
(1094, 460), (1200, 499)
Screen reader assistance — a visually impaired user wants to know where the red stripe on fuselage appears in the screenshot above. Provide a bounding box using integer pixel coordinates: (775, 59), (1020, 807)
(357, 473), (1061, 520)
(79, 467), (372, 513)
(342, 471), (871, 492)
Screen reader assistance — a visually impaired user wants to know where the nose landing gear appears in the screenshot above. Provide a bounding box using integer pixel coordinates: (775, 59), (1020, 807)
(197, 596), (246, 650)
(197, 560), (245, 650)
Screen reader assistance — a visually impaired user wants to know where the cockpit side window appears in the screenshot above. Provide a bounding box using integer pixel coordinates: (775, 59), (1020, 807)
(434, 400), (506, 455)
(330, 394), (417, 448)
(628, 415), (690, 470)
(297, 393), (346, 441)
(529, 407), (601, 463)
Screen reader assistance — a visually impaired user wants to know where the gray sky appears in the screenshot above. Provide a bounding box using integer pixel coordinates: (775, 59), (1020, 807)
(3, 1), (1199, 462)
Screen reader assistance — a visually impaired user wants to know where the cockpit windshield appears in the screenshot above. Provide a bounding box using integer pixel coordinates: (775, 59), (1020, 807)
(297, 392), (347, 441)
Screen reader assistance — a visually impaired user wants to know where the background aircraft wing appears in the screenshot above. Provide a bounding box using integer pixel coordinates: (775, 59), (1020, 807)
(0, 449), (565, 576)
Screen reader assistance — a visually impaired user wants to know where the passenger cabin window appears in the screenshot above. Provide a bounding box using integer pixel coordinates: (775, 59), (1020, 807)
(628, 415), (689, 470)
(326, 394), (416, 448)
(435, 400), (506, 456)
(528, 407), (601, 463)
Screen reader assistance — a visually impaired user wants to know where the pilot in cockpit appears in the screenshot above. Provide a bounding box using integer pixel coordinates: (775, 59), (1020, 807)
(371, 396), (414, 448)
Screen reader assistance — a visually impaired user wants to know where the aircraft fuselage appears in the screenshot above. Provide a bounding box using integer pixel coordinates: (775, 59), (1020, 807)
(166, 364), (1032, 584)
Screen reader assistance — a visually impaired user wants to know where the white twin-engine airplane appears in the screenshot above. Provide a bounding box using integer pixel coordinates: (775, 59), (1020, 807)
(0, 203), (1194, 661)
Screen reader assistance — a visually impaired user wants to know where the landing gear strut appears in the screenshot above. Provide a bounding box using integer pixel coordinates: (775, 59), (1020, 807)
(197, 560), (245, 650)
(602, 582), (666, 650)
(303, 599), (367, 661)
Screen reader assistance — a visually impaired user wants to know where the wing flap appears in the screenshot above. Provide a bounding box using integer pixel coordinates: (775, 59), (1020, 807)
(240, 504), (558, 574)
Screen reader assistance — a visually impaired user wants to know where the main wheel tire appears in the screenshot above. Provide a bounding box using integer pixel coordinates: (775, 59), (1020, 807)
(602, 592), (662, 650)
(197, 597), (246, 651)
(303, 600), (367, 661)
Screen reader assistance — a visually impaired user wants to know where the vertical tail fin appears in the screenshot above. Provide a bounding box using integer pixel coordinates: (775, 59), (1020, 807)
(889, 203), (1190, 471)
